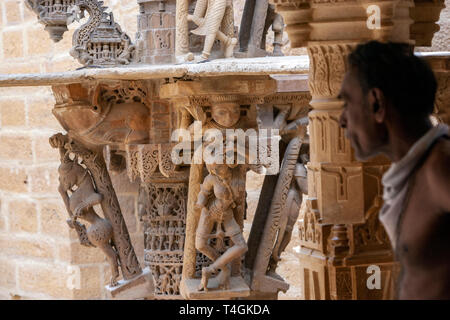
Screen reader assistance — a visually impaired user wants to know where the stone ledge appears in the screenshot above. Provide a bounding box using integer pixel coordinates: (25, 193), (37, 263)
(0, 56), (310, 88)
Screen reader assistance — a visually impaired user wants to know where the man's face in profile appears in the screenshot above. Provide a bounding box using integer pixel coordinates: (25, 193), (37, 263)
(339, 69), (386, 160)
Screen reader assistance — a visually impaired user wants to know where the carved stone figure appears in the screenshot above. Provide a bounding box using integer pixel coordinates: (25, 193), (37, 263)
(187, 0), (237, 61)
(194, 162), (248, 291)
(49, 133), (120, 286)
(269, 145), (309, 272)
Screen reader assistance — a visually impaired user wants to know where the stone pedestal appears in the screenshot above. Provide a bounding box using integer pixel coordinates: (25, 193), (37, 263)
(106, 267), (154, 300)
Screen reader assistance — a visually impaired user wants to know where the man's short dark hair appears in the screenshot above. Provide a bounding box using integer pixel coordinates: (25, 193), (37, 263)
(348, 41), (437, 119)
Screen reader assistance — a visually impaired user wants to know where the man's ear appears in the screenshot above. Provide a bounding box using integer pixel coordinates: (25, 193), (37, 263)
(368, 88), (386, 123)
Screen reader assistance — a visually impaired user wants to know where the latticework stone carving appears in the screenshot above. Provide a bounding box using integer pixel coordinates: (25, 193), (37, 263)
(26, 0), (135, 67)
(142, 184), (187, 298)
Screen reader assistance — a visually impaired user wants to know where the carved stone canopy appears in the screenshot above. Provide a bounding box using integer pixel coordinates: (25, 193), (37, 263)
(26, 0), (135, 67)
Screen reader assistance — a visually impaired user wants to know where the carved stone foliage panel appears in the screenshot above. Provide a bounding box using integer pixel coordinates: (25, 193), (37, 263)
(308, 44), (355, 100)
(142, 183), (188, 298)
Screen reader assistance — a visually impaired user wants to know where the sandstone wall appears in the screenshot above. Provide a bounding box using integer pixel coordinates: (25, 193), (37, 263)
(0, 0), (142, 300)
(0, 0), (448, 300)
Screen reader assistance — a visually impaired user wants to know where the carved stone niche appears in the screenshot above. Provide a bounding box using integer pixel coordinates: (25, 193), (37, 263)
(159, 76), (279, 299)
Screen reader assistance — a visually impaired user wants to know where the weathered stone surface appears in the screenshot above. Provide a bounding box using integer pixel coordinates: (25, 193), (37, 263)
(0, 166), (28, 193)
(0, 258), (16, 289)
(9, 200), (38, 233)
(0, 56), (310, 87)
(0, 136), (33, 161)
(0, 98), (26, 127)
(18, 263), (73, 299)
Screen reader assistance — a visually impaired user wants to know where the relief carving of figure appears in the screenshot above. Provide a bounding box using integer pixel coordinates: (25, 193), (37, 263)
(269, 146), (309, 272)
(49, 133), (120, 286)
(188, 0), (237, 61)
(194, 162), (248, 291)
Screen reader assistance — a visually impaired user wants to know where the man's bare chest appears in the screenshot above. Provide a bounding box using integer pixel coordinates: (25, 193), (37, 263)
(397, 177), (450, 267)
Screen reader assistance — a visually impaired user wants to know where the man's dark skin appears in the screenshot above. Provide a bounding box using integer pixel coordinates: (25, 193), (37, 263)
(338, 65), (450, 299)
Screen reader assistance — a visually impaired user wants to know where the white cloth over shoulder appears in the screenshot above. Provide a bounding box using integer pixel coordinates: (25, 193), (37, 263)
(379, 124), (449, 250)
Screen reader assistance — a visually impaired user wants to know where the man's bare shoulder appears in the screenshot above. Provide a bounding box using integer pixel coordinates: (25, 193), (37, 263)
(423, 136), (450, 211)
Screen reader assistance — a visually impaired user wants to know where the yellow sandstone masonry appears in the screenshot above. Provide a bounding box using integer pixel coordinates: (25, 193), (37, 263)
(0, 0), (145, 300)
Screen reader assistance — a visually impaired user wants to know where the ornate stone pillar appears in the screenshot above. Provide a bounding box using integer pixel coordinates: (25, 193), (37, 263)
(123, 80), (191, 299)
(160, 76), (278, 299)
(270, 0), (422, 299)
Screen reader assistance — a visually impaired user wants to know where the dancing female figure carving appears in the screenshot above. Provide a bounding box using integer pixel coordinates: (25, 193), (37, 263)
(188, 0), (237, 61)
(50, 133), (120, 287)
(195, 163), (248, 291)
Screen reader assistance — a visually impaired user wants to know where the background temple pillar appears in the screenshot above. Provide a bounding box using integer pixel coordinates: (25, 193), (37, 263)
(269, 0), (422, 299)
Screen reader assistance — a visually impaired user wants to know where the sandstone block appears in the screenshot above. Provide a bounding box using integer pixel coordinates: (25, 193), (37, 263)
(0, 98), (26, 127)
(9, 200), (38, 233)
(0, 166), (28, 193)
(0, 135), (33, 161)
(2, 30), (23, 59)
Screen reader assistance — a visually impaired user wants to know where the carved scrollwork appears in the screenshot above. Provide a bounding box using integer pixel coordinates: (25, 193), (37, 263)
(26, 0), (135, 67)
(308, 44), (355, 98)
